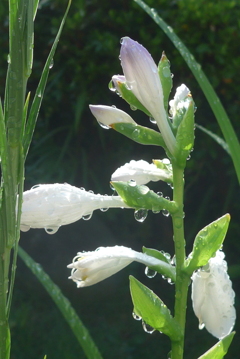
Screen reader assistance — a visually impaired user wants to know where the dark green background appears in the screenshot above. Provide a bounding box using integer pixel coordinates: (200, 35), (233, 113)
(0, 0), (239, 358)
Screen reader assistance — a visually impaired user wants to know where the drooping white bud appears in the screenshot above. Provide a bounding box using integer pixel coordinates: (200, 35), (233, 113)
(20, 183), (129, 234)
(89, 104), (136, 129)
(191, 250), (236, 339)
(68, 245), (170, 287)
(111, 159), (172, 185)
(120, 37), (176, 155)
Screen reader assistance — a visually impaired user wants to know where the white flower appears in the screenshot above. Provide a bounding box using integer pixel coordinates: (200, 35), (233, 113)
(111, 159), (172, 185)
(20, 183), (129, 234)
(191, 250), (236, 339)
(68, 245), (171, 287)
(169, 84), (190, 118)
(120, 37), (176, 155)
(89, 104), (136, 129)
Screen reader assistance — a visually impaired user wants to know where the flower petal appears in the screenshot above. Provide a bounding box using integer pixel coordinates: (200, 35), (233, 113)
(191, 250), (236, 339)
(120, 37), (176, 155)
(68, 245), (168, 287)
(111, 159), (172, 185)
(20, 183), (129, 232)
(89, 104), (136, 128)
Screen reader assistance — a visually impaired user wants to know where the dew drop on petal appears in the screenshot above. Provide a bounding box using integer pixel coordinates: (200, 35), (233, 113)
(157, 191), (163, 197)
(142, 320), (155, 334)
(199, 322), (205, 330)
(145, 266), (157, 278)
(45, 226), (59, 235)
(97, 121), (110, 130)
(100, 207), (109, 212)
(82, 213), (93, 220)
(149, 117), (157, 124)
(128, 179), (136, 187)
(132, 312), (142, 321)
(134, 209), (148, 222)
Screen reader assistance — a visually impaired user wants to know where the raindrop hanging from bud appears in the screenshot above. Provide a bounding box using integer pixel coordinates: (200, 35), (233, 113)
(134, 209), (148, 222)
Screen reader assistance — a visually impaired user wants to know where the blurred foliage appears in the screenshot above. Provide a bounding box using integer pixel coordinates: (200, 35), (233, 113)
(0, 0), (239, 358)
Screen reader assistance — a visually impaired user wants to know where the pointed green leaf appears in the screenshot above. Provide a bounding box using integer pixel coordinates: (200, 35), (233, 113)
(158, 52), (172, 111)
(130, 276), (181, 340)
(142, 247), (176, 282)
(109, 80), (151, 116)
(175, 99), (195, 168)
(111, 181), (177, 214)
(185, 214), (230, 274)
(143, 247), (171, 264)
(198, 332), (235, 359)
(112, 123), (166, 147)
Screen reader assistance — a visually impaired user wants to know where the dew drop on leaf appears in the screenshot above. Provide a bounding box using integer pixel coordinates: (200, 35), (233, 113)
(134, 209), (148, 222)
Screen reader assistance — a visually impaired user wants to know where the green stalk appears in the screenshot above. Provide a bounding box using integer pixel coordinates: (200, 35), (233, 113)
(171, 163), (189, 359)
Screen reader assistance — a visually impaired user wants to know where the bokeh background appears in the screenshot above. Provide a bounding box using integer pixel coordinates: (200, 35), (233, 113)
(0, 0), (240, 358)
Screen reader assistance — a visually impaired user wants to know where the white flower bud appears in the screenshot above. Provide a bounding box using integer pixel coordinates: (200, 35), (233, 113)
(120, 37), (176, 155)
(20, 183), (129, 233)
(89, 104), (136, 129)
(111, 159), (172, 185)
(169, 84), (190, 118)
(191, 250), (236, 339)
(68, 245), (168, 287)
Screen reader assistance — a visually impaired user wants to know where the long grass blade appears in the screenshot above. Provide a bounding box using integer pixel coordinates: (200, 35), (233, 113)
(134, 0), (240, 183)
(23, 0), (72, 158)
(18, 246), (103, 359)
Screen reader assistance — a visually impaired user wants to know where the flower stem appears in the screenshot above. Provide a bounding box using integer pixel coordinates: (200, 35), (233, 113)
(171, 163), (189, 359)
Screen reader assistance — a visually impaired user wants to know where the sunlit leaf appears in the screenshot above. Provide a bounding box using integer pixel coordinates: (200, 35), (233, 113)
(198, 332), (235, 359)
(130, 276), (181, 340)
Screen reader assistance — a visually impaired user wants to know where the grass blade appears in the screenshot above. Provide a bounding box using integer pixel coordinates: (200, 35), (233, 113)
(18, 246), (103, 359)
(23, 0), (72, 158)
(134, 0), (240, 183)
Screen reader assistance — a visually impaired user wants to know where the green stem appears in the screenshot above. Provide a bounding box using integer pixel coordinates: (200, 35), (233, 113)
(171, 163), (189, 359)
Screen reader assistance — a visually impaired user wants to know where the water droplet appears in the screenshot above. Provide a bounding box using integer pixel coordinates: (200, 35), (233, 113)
(130, 105), (137, 111)
(145, 267), (157, 278)
(134, 209), (148, 222)
(162, 209), (170, 217)
(214, 223), (218, 229)
(100, 207), (109, 212)
(37, 92), (42, 98)
(45, 226), (59, 235)
(162, 66), (170, 77)
(49, 59), (54, 69)
(97, 121), (110, 130)
(132, 312), (141, 321)
(7, 54), (11, 64)
(157, 191), (163, 197)
(120, 37), (124, 44)
(82, 213), (93, 220)
(31, 184), (40, 189)
(199, 322), (205, 330)
(149, 117), (157, 124)
(80, 187), (85, 191)
(128, 179), (136, 187)
(132, 128), (140, 139)
(142, 320), (155, 334)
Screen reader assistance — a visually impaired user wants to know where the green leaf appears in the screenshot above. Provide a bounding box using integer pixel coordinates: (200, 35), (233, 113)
(175, 99), (195, 168)
(112, 123), (166, 147)
(196, 124), (230, 155)
(109, 80), (151, 116)
(198, 332), (235, 359)
(23, 0), (72, 158)
(134, 0), (240, 184)
(111, 181), (177, 214)
(18, 246), (103, 359)
(158, 52), (172, 112)
(130, 276), (181, 340)
(142, 247), (176, 282)
(185, 214), (230, 274)
(143, 247), (171, 264)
